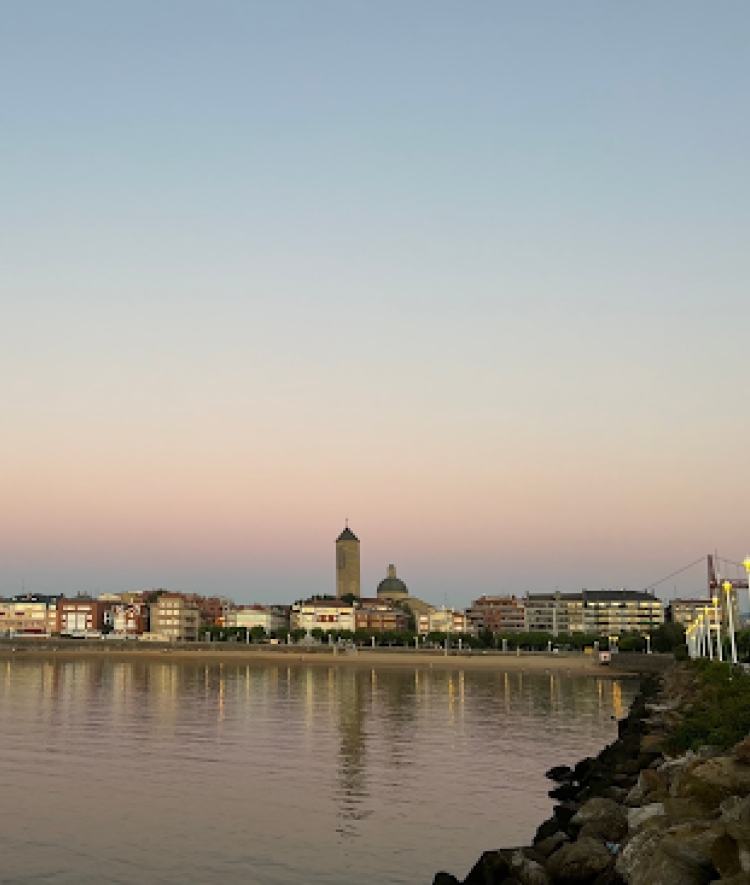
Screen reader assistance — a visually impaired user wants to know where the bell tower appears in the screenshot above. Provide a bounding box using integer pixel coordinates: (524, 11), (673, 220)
(335, 522), (361, 598)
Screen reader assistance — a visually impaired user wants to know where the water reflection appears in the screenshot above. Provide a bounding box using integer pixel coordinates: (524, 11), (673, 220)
(0, 659), (638, 885)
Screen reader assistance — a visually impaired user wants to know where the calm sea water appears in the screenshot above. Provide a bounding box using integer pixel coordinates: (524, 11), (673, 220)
(0, 658), (638, 885)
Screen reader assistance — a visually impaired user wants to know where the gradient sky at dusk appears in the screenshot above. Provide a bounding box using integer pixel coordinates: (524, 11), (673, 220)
(2, 2), (749, 606)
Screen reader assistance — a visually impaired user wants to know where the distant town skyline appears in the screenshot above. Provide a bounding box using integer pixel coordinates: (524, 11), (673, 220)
(2, 2), (749, 605)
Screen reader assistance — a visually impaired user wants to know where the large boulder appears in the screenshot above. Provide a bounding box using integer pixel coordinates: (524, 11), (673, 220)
(659, 820), (722, 869)
(661, 797), (714, 823)
(545, 837), (613, 883)
(462, 850), (514, 885)
(570, 798), (628, 843)
(670, 756), (750, 811)
(462, 848), (551, 885)
(433, 874), (461, 885)
(710, 833), (743, 880)
(616, 822), (716, 885)
(627, 803), (665, 832)
(535, 832), (569, 858)
(625, 769), (669, 806)
(731, 737), (750, 767)
(548, 765), (575, 783)
(721, 794), (750, 844)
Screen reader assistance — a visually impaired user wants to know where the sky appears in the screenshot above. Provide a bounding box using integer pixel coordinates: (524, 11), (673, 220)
(1, 1), (749, 606)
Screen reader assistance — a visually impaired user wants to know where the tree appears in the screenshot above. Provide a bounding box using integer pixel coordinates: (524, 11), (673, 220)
(652, 622), (686, 653)
(249, 625), (266, 643)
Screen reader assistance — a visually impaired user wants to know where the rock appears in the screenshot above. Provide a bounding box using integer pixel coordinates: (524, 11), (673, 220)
(463, 850), (514, 885)
(535, 832), (569, 857)
(687, 758), (750, 804)
(711, 833), (742, 879)
(616, 824), (715, 885)
(708, 875), (750, 885)
(671, 757), (750, 810)
(554, 803), (581, 831)
(534, 817), (563, 845)
(627, 803), (666, 831)
(641, 734), (666, 755)
(661, 797), (713, 823)
(721, 795), (750, 843)
(551, 783), (583, 802)
(546, 836), (613, 883)
(548, 765), (575, 782)
(732, 737), (750, 767)
(625, 769), (669, 806)
(659, 820), (722, 869)
(601, 787), (629, 803)
(506, 849), (550, 885)
(571, 798), (628, 843)
(433, 873), (461, 885)
(574, 758), (596, 782)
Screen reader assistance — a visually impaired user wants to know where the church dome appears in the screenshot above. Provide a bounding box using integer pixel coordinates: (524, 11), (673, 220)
(377, 565), (408, 599)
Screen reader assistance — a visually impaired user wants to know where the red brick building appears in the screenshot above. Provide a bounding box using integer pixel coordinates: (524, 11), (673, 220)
(58, 597), (114, 635)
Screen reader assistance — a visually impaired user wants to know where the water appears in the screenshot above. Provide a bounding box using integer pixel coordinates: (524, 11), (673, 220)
(0, 658), (638, 884)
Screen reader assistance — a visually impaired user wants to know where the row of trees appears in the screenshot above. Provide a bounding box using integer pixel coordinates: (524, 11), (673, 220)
(202, 621), (688, 652)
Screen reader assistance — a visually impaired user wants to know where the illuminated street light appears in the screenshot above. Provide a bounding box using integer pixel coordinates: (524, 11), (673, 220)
(713, 596), (723, 662)
(704, 608), (713, 660)
(723, 580), (738, 665)
(686, 621), (698, 660)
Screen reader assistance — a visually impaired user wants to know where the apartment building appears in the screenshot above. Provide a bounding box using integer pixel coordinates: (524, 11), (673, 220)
(58, 597), (113, 636)
(291, 600), (357, 634)
(0, 595), (60, 636)
(148, 594), (201, 642)
(525, 590), (664, 636)
(355, 599), (410, 633)
(416, 607), (471, 636)
(225, 605), (290, 634)
(111, 600), (150, 636)
(467, 595), (526, 633)
(667, 596), (737, 634)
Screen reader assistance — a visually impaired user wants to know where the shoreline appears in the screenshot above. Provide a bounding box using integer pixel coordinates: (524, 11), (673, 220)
(0, 642), (668, 677)
(435, 662), (750, 885)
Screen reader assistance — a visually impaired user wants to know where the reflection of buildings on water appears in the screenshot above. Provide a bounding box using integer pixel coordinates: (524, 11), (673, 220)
(335, 669), (368, 838)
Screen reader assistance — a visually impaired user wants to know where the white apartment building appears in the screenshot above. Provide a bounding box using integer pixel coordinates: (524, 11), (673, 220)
(290, 600), (356, 634)
(225, 605), (290, 634)
(416, 607), (471, 636)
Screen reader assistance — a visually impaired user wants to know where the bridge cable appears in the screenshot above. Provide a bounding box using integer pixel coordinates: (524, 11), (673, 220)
(642, 556), (707, 593)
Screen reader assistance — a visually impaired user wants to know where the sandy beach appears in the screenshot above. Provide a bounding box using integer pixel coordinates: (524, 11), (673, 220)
(0, 643), (666, 676)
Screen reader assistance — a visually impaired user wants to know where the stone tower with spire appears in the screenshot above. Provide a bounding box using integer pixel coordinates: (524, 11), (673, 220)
(335, 523), (361, 598)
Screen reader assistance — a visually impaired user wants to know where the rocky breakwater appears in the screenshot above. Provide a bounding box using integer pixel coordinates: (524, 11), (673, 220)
(434, 665), (750, 885)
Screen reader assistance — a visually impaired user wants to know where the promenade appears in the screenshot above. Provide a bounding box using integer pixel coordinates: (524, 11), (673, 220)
(0, 639), (671, 676)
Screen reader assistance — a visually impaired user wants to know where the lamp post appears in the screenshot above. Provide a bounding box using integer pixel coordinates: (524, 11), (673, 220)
(705, 607), (714, 660)
(724, 581), (738, 665)
(713, 596), (723, 662)
(645, 633), (651, 655)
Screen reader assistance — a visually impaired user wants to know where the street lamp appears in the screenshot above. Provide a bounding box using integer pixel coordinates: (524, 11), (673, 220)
(645, 633), (651, 654)
(713, 596), (723, 662)
(704, 607), (714, 661)
(723, 580), (738, 665)
(686, 621), (698, 660)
